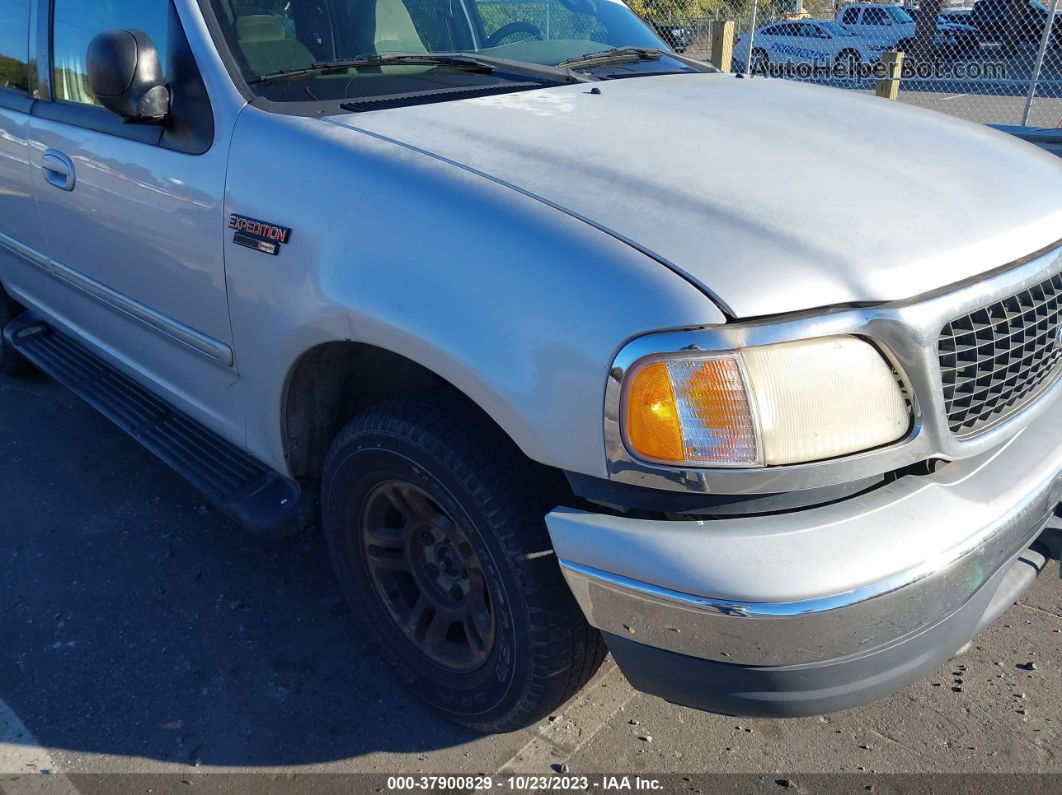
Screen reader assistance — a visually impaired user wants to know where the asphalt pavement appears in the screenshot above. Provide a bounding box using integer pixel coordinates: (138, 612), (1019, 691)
(1, 370), (1059, 792)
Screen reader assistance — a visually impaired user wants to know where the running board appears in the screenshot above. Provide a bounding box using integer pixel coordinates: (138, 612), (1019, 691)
(5, 314), (310, 535)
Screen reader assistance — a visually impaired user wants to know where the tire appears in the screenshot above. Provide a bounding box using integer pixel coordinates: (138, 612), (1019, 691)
(750, 48), (768, 74)
(835, 49), (861, 77)
(0, 290), (26, 377)
(322, 395), (606, 733)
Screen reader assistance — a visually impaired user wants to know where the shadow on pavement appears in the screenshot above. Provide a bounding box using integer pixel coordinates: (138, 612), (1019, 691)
(0, 372), (480, 767)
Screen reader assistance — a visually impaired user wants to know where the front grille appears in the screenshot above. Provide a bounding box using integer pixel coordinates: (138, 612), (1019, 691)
(938, 270), (1062, 437)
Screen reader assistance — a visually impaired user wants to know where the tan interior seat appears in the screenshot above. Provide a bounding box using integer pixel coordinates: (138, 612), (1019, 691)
(373, 0), (428, 53)
(236, 14), (315, 74)
(234, 2), (429, 77)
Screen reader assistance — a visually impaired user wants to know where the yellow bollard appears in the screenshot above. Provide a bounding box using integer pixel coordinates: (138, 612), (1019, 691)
(710, 20), (735, 73)
(875, 50), (905, 100)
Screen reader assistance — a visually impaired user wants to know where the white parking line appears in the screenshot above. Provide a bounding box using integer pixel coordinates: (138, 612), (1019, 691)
(0, 697), (79, 793)
(496, 664), (638, 774)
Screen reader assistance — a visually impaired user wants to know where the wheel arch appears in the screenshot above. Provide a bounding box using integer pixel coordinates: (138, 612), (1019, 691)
(281, 340), (538, 483)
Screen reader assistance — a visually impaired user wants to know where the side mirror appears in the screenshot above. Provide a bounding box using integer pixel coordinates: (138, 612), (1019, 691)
(87, 29), (169, 123)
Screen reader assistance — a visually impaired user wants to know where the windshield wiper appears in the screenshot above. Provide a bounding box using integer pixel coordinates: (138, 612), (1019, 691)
(558, 47), (716, 73)
(250, 52), (591, 86)
(446, 52), (591, 84)
(249, 54), (497, 85)
(558, 47), (665, 69)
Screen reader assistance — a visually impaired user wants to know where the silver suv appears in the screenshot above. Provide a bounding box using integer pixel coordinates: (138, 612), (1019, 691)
(1, 0), (1060, 733)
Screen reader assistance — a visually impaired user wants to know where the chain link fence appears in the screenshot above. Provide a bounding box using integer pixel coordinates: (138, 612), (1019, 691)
(628, 0), (1061, 128)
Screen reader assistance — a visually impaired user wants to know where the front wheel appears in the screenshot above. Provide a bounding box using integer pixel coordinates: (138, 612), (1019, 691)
(835, 49), (862, 77)
(322, 396), (606, 732)
(750, 48), (769, 74)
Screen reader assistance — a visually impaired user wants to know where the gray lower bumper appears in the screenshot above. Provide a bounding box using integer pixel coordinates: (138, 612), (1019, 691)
(602, 541), (1052, 718)
(547, 402), (1062, 669)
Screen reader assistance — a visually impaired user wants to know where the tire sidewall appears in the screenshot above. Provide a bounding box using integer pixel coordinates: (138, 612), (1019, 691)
(837, 50), (860, 76)
(323, 433), (531, 724)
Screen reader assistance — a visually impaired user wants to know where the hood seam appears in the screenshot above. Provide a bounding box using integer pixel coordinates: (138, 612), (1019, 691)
(321, 115), (737, 319)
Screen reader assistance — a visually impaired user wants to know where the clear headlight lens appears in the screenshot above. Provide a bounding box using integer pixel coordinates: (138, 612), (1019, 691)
(622, 336), (910, 467)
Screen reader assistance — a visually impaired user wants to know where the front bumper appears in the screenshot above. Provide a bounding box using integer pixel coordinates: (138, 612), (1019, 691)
(547, 400), (1062, 716)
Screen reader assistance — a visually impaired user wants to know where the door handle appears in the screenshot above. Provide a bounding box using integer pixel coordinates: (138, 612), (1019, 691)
(41, 150), (76, 191)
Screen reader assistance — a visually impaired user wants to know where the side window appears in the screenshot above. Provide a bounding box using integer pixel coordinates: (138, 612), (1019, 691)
(52, 0), (170, 106)
(863, 7), (887, 25)
(0, 0), (31, 93)
(841, 8), (860, 24)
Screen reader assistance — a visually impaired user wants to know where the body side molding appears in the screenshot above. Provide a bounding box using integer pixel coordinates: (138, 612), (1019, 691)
(0, 231), (233, 366)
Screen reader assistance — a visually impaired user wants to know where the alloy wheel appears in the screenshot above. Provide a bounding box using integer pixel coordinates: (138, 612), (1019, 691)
(360, 480), (495, 672)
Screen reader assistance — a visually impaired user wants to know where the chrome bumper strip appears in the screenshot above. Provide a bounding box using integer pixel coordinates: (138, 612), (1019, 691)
(552, 403), (1062, 666)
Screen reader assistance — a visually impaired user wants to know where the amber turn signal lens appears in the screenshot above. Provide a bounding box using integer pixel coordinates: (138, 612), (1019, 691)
(625, 360), (684, 462)
(620, 337), (911, 468)
(624, 355), (760, 466)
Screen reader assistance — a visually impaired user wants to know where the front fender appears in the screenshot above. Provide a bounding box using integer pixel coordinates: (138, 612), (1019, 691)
(223, 107), (724, 478)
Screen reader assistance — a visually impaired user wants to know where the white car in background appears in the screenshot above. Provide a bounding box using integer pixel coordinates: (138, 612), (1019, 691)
(839, 2), (972, 52)
(734, 19), (887, 75)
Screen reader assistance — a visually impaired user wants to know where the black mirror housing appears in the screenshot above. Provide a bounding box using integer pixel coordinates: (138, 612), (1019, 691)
(87, 29), (170, 122)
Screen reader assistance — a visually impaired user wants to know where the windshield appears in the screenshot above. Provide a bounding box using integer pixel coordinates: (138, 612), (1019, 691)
(817, 20), (855, 37)
(206, 0), (680, 105)
(886, 6), (914, 23)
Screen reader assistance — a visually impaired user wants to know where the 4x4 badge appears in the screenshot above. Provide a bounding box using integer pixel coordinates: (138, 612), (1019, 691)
(228, 214), (291, 256)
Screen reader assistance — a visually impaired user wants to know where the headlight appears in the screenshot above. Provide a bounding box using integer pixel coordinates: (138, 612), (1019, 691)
(622, 336), (910, 467)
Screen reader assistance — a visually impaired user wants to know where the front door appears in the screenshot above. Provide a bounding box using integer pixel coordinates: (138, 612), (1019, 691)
(28, 0), (242, 441)
(0, 0), (48, 300)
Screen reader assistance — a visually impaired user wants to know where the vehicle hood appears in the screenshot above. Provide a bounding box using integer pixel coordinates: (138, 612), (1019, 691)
(326, 73), (1062, 318)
